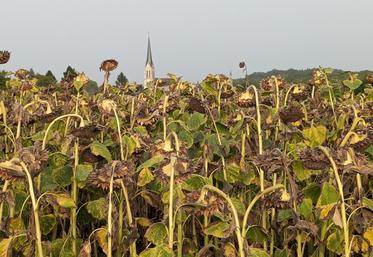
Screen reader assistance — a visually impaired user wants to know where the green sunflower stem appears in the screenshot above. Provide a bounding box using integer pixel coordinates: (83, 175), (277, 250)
(318, 146), (350, 257)
(71, 140), (79, 256)
(107, 173), (114, 257)
(200, 185), (245, 257)
(19, 161), (44, 257)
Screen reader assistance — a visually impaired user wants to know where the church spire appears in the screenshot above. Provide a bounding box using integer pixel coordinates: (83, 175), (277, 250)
(146, 36), (154, 67)
(144, 36), (155, 88)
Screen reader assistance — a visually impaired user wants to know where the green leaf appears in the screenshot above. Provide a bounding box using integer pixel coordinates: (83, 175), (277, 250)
(139, 245), (174, 257)
(188, 112), (206, 130)
(299, 198), (313, 220)
(144, 223), (168, 245)
(51, 238), (75, 257)
(48, 152), (68, 168)
(90, 141), (112, 162)
(326, 230), (343, 254)
(54, 166), (73, 187)
(86, 198), (107, 220)
(41, 214), (57, 235)
(292, 161), (311, 181)
(303, 125), (328, 147)
(201, 81), (218, 96)
(40, 167), (58, 192)
(0, 238), (13, 257)
(362, 197), (373, 211)
(246, 226), (267, 244)
(343, 74), (363, 90)
(231, 198), (245, 215)
(203, 221), (231, 238)
(178, 130), (193, 148)
(54, 193), (75, 208)
(277, 209), (292, 222)
(274, 249), (291, 257)
(303, 183), (321, 203)
(181, 175), (211, 191)
(76, 164), (93, 183)
(317, 182), (340, 207)
(136, 154), (164, 172)
(137, 167), (154, 187)
(123, 135), (138, 157)
(248, 248), (270, 257)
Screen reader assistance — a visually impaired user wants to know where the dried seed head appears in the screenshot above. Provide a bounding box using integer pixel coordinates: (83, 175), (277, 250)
(291, 85), (309, 101)
(87, 160), (134, 190)
(18, 142), (49, 177)
(0, 51), (11, 64)
(237, 91), (255, 107)
(188, 98), (206, 114)
(100, 99), (117, 113)
(100, 59), (118, 72)
(260, 79), (272, 91)
(299, 149), (329, 170)
(239, 61), (246, 69)
(366, 74), (373, 84)
(15, 69), (30, 80)
(279, 105), (304, 123)
(70, 125), (100, 140)
(220, 90), (234, 99)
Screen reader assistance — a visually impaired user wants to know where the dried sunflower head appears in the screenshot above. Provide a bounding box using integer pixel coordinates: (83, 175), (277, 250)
(309, 69), (326, 87)
(187, 190), (226, 216)
(290, 85), (309, 101)
(29, 109), (63, 125)
(299, 149), (330, 170)
(17, 142), (48, 177)
(261, 189), (294, 210)
(260, 79), (272, 91)
(279, 105), (304, 124)
(15, 69), (30, 80)
(0, 51), (11, 64)
(237, 91), (255, 107)
(252, 149), (288, 174)
(100, 59), (118, 72)
(100, 99), (117, 114)
(366, 74), (373, 84)
(87, 160), (134, 190)
(135, 106), (160, 127)
(262, 96), (274, 107)
(0, 159), (26, 181)
(220, 90), (234, 99)
(188, 97), (206, 114)
(70, 125), (100, 140)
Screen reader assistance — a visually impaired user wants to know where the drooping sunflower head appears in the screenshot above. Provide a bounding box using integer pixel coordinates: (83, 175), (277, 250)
(0, 51), (10, 64)
(99, 59), (118, 72)
(237, 91), (255, 107)
(15, 69), (30, 80)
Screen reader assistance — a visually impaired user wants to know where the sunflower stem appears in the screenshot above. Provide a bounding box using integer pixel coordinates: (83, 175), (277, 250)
(318, 146), (350, 257)
(19, 161), (44, 257)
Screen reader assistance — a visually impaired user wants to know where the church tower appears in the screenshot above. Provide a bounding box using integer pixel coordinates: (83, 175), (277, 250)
(144, 36), (155, 88)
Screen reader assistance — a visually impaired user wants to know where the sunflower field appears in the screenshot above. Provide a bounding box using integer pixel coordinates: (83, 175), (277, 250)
(0, 51), (372, 257)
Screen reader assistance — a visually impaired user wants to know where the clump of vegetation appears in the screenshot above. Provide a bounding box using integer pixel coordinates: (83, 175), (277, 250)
(0, 52), (372, 257)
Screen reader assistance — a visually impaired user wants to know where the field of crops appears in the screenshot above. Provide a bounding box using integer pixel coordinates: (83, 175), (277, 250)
(0, 52), (372, 257)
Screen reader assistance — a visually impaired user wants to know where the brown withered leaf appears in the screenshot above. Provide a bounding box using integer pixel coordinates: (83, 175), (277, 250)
(78, 240), (91, 257)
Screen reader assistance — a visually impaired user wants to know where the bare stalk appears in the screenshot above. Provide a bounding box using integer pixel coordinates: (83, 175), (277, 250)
(318, 146), (350, 257)
(19, 161), (44, 257)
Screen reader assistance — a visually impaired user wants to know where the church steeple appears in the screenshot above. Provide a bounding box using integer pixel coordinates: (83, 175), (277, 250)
(144, 36), (155, 88)
(146, 37), (154, 67)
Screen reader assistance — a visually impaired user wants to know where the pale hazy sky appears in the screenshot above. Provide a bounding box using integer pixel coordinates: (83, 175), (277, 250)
(2, 0), (373, 83)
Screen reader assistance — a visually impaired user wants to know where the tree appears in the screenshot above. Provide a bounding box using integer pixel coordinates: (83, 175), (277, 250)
(62, 66), (78, 82)
(115, 72), (128, 87)
(45, 70), (57, 82)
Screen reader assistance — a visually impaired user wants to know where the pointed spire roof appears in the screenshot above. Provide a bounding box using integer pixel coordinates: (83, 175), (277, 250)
(145, 36), (154, 67)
